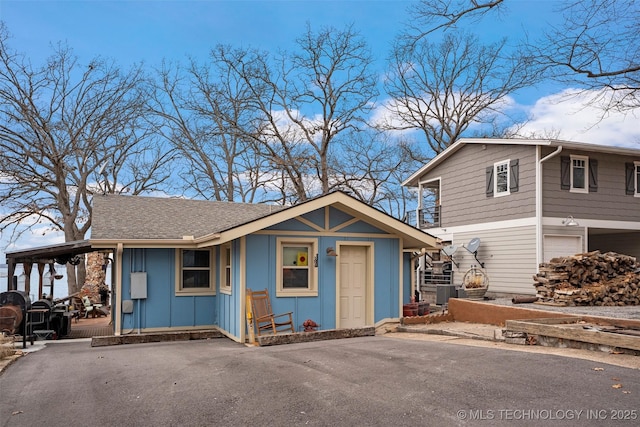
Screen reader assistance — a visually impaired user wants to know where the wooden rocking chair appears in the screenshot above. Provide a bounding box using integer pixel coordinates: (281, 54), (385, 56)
(248, 288), (294, 336)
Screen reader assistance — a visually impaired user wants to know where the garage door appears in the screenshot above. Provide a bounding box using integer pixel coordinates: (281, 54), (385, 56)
(543, 235), (583, 262)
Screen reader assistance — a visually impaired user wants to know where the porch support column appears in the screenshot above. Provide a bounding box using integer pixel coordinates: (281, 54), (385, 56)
(23, 262), (33, 296)
(114, 243), (123, 336)
(7, 258), (16, 290)
(38, 263), (46, 300)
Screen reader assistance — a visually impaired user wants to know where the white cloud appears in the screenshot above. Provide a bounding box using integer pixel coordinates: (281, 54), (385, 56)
(513, 89), (640, 148)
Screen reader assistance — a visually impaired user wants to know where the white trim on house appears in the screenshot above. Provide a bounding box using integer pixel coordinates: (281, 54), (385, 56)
(536, 145), (563, 267)
(115, 243), (123, 336)
(239, 236), (247, 344)
(542, 217), (640, 230)
(427, 217), (537, 241)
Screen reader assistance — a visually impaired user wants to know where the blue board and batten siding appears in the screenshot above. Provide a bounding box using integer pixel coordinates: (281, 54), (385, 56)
(116, 206), (412, 338)
(120, 248), (216, 331)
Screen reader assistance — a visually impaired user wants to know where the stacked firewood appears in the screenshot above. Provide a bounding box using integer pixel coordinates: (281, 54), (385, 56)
(533, 251), (640, 306)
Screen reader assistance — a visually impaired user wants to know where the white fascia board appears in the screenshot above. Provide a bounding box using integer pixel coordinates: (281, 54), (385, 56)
(542, 217), (640, 230)
(434, 217), (537, 235)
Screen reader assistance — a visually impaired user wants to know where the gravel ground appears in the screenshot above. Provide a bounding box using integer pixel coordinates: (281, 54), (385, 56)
(483, 297), (640, 320)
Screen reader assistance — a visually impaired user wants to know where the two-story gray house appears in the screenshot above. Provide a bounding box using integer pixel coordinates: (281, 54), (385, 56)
(403, 138), (640, 295)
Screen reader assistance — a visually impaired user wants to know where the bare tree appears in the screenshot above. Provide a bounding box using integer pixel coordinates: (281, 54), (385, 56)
(332, 129), (426, 218)
(403, 0), (505, 45)
(407, 0), (640, 113)
(531, 0), (640, 112)
(149, 57), (269, 202)
(384, 32), (537, 154)
(0, 26), (174, 294)
(213, 24), (379, 203)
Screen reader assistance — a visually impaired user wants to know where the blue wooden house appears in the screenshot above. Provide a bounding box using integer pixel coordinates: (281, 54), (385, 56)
(89, 191), (439, 342)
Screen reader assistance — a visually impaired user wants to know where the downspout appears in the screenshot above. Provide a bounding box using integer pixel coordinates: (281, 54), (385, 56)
(536, 145), (563, 267)
(114, 243), (123, 336)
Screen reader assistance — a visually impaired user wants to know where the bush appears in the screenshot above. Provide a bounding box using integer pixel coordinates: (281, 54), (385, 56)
(0, 334), (16, 360)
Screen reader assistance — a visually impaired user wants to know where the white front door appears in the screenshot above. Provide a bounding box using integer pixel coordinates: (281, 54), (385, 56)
(338, 245), (368, 328)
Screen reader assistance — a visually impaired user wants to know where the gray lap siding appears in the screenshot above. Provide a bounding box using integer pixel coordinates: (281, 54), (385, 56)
(421, 144), (537, 228)
(542, 149), (640, 222)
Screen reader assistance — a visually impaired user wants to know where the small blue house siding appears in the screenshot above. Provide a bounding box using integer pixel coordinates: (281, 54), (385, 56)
(245, 223), (405, 328)
(120, 248), (216, 331)
(217, 241), (243, 337)
(403, 252), (412, 304)
(116, 205), (416, 337)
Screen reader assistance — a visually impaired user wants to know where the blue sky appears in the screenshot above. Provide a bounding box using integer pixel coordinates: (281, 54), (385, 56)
(1, 0), (639, 287)
(1, 0), (560, 104)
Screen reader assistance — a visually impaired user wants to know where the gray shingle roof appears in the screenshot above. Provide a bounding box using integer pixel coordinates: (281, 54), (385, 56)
(91, 195), (286, 240)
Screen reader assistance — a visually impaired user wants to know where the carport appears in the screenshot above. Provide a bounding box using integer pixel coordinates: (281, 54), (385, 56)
(588, 229), (640, 259)
(2, 240), (115, 345)
(4, 240), (103, 300)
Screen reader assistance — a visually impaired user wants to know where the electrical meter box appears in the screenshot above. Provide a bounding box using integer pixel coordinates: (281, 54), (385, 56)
(130, 272), (148, 299)
(122, 299), (134, 314)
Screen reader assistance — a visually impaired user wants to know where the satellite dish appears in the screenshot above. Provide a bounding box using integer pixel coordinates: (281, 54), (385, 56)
(466, 238), (481, 254)
(441, 244), (458, 257)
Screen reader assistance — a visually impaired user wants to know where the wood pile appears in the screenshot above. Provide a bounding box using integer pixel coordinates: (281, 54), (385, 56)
(533, 251), (640, 306)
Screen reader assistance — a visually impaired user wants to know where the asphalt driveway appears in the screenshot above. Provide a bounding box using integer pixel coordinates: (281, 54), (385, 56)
(1, 336), (639, 426)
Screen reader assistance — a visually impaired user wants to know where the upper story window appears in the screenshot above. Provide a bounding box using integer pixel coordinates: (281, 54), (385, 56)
(220, 244), (232, 294)
(625, 162), (640, 196)
(561, 155), (597, 193)
(571, 155), (588, 193)
(175, 249), (215, 295)
(636, 163), (640, 196)
(276, 237), (318, 297)
(486, 159), (518, 198)
(494, 160), (510, 196)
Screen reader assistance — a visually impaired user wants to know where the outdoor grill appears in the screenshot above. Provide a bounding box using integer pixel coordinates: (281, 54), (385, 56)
(0, 290), (32, 348)
(30, 298), (72, 340)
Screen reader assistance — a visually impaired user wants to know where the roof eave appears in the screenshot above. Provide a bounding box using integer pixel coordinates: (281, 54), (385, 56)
(90, 236), (220, 249)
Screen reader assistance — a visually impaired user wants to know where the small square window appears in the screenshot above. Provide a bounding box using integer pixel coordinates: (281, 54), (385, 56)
(276, 238), (318, 297)
(176, 249), (215, 295)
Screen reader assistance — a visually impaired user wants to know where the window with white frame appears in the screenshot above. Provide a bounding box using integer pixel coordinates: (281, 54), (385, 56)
(276, 238), (318, 297)
(571, 155), (588, 193)
(494, 160), (510, 196)
(175, 249), (215, 295)
(635, 162), (640, 196)
(220, 244), (232, 294)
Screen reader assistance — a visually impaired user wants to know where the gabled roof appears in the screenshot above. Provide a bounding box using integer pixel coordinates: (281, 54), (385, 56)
(90, 191), (439, 250)
(403, 138), (640, 187)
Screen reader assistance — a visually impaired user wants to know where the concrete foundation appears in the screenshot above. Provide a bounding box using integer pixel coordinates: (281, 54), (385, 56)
(91, 329), (224, 347)
(256, 327), (375, 346)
